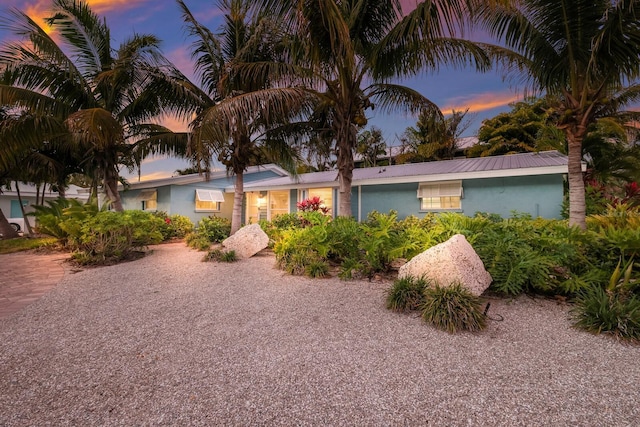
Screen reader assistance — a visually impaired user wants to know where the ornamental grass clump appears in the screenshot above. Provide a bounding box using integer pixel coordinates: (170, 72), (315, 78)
(421, 283), (487, 333)
(572, 285), (640, 342)
(386, 277), (428, 312)
(204, 248), (237, 262)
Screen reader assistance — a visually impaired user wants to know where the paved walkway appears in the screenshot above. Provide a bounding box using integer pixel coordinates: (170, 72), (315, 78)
(0, 251), (68, 319)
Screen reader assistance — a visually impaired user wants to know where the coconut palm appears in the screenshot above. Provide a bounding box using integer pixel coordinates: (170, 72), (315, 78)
(0, 0), (175, 211)
(153, 0), (312, 234)
(474, 0), (640, 229)
(253, 0), (490, 216)
(398, 108), (472, 163)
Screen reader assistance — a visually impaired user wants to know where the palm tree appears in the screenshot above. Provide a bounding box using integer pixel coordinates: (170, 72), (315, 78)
(0, 0), (175, 211)
(254, 0), (490, 216)
(475, 0), (640, 229)
(398, 108), (471, 163)
(153, 0), (312, 234)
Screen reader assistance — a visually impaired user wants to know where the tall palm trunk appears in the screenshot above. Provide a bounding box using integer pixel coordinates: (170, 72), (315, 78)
(335, 100), (357, 217)
(336, 136), (355, 217)
(231, 171), (244, 235)
(104, 167), (123, 212)
(566, 126), (587, 230)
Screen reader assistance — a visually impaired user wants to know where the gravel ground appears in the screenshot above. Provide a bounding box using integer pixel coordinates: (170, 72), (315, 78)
(1, 242), (639, 426)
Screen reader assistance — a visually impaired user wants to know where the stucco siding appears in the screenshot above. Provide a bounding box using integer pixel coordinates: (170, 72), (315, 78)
(462, 175), (564, 218)
(353, 175), (564, 220)
(358, 183), (420, 220)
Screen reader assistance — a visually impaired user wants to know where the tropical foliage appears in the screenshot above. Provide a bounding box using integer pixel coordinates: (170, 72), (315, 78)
(397, 108), (472, 163)
(256, 0), (489, 216)
(153, 0), (312, 234)
(0, 0), (181, 211)
(474, 0), (640, 229)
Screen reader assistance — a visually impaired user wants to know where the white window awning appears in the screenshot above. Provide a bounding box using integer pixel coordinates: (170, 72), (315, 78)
(417, 181), (463, 198)
(196, 189), (225, 202)
(136, 189), (157, 200)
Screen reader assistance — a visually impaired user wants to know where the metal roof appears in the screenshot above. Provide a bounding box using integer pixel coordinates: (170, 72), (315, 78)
(121, 164), (289, 190)
(243, 151), (572, 190)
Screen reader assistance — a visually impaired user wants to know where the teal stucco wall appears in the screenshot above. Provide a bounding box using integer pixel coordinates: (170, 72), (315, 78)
(462, 175), (564, 218)
(354, 174), (564, 220)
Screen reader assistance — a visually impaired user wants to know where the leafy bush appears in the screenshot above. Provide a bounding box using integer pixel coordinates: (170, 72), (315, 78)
(274, 225), (329, 275)
(572, 286), (640, 342)
(386, 277), (428, 312)
(71, 211), (163, 264)
(204, 248), (237, 262)
(305, 260), (330, 278)
(326, 216), (361, 262)
(196, 216), (231, 243)
(31, 198), (99, 243)
(185, 232), (212, 251)
(422, 283), (487, 333)
(151, 211), (194, 240)
(169, 214), (194, 238)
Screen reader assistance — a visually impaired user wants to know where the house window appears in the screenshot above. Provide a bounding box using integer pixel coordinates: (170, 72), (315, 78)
(137, 190), (157, 211)
(418, 181), (462, 211)
(269, 190), (290, 218)
(195, 189), (224, 212)
(298, 188), (333, 214)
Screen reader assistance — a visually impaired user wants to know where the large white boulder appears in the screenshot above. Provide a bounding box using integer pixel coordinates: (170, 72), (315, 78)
(222, 224), (269, 259)
(398, 234), (492, 296)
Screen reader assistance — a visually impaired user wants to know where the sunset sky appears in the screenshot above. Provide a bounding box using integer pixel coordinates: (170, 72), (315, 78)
(0, 0), (525, 181)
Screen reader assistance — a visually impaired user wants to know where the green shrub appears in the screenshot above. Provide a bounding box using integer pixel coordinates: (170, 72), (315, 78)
(204, 248), (237, 262)
(169, 214), (194, 238)
(326, 216), (361, 262)
(338, 258), (363, 280)
(274, 225), (329, 275)
(72, 210), (163, 264)
(386, 277), (428, 312)
(185, 232), (212, 251)
(150, 212), (194, 240)
(271, 212), (304, 229)
(359, 211), (406, 277)
(31, 198), (100, 243)
(422, 283), (487, 333)
(196, 216), (231, 243)
(572, 286), (640, 342)
(305, 260), (330, 278)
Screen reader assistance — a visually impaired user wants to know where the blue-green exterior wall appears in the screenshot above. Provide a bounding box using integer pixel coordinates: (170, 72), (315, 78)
(355, 174), (564, 220)
(119, 169), (283, 226)
(462, 175), (564, 218)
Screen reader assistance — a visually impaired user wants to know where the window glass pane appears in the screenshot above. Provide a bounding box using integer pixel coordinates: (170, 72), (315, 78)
(142, 191), (157, 211)
(269, 190), (289, 218)
(421, 196), (460, 210)
(195, 200), (218, 211)
(246, 192), (260, 223)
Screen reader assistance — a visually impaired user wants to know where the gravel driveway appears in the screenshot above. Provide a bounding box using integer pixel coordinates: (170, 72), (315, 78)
(1, 242), (639, 426)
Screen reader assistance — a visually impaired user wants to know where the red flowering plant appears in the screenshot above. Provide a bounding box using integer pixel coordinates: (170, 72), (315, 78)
(297, 196), (330, 214)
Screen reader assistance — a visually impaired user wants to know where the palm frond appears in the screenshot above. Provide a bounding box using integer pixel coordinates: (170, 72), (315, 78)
(366, 83), (439, 116)
(177, 0), (224, 97)
(46, 0), (111, 77)
(65, 108), (125, 151)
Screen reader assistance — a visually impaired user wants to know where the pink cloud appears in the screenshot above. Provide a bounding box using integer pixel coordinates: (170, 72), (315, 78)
(441, 91), (522, 114)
